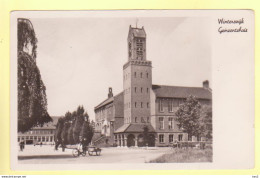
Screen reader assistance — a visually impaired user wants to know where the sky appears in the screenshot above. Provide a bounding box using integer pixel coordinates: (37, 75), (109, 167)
(30, 17), (211, 120)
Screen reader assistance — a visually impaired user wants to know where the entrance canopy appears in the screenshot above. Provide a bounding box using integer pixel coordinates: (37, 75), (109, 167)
(114, 123), (155, 133)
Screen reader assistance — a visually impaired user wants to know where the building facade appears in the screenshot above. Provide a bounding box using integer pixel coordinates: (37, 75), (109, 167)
(94, 25), (212, 147)
(17, 116), (59, 145)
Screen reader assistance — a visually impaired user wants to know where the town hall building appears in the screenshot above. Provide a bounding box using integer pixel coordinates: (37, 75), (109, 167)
(94, 25), (212, 147)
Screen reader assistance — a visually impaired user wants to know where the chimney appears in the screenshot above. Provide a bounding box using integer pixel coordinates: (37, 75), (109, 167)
(108, 87), (113, 98)
(203, 80), (209, 89)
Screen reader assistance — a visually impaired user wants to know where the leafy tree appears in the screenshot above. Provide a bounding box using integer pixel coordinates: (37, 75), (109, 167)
(55, 106), (94, 146)
(54, 117), (64, 143)
(80, 113), (94, 146)
(67, 122), (75, 145)
(201, 105), (212, 141)
(73, 106), (85, 143)
(61, 122), (70, 145)
(175, 95), (203, 138)
(18, 18), (51, 132)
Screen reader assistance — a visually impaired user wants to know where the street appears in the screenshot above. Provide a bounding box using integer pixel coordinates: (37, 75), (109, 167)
(18, 145), (171, 164)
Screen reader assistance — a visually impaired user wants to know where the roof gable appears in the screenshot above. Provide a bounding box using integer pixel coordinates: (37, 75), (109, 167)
(152, 85), (212, 100)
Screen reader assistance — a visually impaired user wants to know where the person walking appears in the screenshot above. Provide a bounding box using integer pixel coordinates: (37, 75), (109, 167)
(19, 141), (23, 151)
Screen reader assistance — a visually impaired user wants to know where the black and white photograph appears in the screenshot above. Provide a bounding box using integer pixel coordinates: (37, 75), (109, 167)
(10, 10), (254, 170)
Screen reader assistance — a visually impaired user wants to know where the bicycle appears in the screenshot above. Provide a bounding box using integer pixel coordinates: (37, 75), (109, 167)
(72, 148), (86, 157)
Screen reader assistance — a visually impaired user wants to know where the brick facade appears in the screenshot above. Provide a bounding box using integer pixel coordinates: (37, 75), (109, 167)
(94, 25), (212, 147)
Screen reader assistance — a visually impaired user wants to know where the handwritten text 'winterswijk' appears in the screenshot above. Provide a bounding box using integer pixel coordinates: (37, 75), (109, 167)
(218, 18), (248, 34)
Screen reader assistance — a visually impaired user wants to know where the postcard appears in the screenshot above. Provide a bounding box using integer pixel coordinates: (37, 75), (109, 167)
(10, 10), (254, 170)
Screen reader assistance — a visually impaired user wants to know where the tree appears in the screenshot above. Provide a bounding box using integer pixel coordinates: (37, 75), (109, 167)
(54, 117), (64, 143)
(55, 106), (94, 147)
(201, 105), (212, 141)
(18, 18), (51, 132)
(80, 113), (94, 146)
(175, 95), (203, 139)
(73, 106), (85, 143)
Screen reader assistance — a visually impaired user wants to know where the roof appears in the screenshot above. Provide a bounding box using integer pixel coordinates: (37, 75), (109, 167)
(94, 92), (123, 110)
(32, 116), (60, 129)
(152, 85), (212, 100)
(115, 124), (155, 133)
(129, 26), (146, 38)
(94, 97), (114, 110)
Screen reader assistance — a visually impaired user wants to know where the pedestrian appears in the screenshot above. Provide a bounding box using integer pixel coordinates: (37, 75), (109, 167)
(77, 142), (83, 156)
(19, 141), (23, 151)
(40, 142), (42, 147)
(172, 139), (178, 149)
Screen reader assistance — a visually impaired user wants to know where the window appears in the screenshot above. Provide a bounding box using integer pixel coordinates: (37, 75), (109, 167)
(18, 137), (20, 142)
(147, 102), (149, 108)
(141, 102), (143, 108)
(135, 87), (137, 93)
(168, 117), (174, 129)
(159, 117), (164, 129)
(135, 102), (137, 108)
(141, 87), (143, 93)
(147, 88), (149, 93)
(135, 117), (137, 123)
(159, 99), (163, 112)
(178, 134), (183, 142)
(147, 117), (150, 123)
(141, 117), (145, 123)
(146, 73), (149, 78)
(42, 136), (45, 142)
(46, 136), (49, 142)
(169, 134), (174, 143)
(134, 72), (136, 78)
(188, 134), (192, 141)
(140, 73), (143, 78)
(50, 136), (53, 142)
(168, 100), (173, 112)
(159, 134), (164, 143)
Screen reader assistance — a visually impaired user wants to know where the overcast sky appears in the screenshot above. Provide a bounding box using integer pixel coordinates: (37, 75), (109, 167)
(30, 17), (211, 120)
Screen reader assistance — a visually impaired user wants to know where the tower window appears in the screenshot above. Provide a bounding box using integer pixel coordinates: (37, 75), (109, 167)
(135, 102), (137, 108)
(140, 73), (143, 78)
(134, 72), (136, 78)
(135, 117), (137, 123)
(147, 102), (149, 108)
(147, 117), (149, 123)
(141, 102), (143, 108)
(146, 73), (148, 78)
(141, 117), (145, 123)
(135, 87), (137, 93)
(147, 88), (149, 93)
(141, 87), (143, 93)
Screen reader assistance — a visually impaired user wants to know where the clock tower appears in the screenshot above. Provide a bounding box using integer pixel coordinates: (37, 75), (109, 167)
(123, 25), (152, 125)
